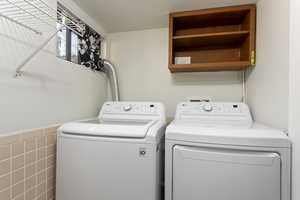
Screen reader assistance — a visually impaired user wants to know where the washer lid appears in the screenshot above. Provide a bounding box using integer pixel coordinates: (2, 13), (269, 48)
(166, 121), (291, 148)
(60, 119), (156, 138)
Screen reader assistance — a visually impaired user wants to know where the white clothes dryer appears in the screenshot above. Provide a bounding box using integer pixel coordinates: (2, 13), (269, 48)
(165, 102), (291, 200)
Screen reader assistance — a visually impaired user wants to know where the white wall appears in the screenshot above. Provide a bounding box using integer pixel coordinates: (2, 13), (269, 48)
(0, 0), (108, 134)
(107, 28), (243, 118)
(289, 0), (300, 199)
(246, 0), (290, 130)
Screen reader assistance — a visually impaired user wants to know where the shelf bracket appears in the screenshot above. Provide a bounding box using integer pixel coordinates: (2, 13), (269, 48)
(14, 28), (61, 77)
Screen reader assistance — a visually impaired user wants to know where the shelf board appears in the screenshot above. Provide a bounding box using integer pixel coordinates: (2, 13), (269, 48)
(173, 31), (249, 49)
(169, 61), (251, 72)
(173, 31), (249, 39)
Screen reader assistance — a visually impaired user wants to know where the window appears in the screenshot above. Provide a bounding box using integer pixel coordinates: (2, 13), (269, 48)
(56, 3), (103, 70)
(56, 25), (67, 60)
(71, 31), (79, 63)
(56, 27), (80, 64)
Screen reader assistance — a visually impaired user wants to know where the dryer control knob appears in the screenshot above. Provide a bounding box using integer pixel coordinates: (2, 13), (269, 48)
(203, 104), (213, 112)
(123, 105), (132, 112)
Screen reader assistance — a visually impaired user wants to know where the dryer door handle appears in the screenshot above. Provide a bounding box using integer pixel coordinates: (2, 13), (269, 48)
(174, 145), (280, 166)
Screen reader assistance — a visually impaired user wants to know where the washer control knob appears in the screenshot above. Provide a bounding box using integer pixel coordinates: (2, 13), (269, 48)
(203, 104), (213, 112)
(123, 105), (132, 112)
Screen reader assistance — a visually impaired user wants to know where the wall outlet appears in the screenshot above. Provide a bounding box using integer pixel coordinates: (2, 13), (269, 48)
(186, 97), (212, 102)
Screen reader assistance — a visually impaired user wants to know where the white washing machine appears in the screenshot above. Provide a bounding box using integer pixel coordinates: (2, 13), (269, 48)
(165, 102), (291, 200)
(56, 101), (166, 200)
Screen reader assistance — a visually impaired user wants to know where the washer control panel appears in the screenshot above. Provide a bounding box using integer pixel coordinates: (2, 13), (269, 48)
(100, 102), (164, 116)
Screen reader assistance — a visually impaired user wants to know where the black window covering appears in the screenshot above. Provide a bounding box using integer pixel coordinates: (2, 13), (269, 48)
(78, 25), (102, 71)
(57, 3), (104, 71)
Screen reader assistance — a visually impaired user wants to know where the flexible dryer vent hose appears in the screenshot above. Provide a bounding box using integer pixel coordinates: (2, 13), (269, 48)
(103, 59), (120, 101)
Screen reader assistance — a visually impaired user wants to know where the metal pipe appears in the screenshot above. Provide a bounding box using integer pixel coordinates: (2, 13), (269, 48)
(15, 28), (60, 77)
(103, 59), (120, 101)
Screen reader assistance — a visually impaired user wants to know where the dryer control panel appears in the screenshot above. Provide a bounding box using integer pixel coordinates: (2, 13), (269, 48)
(175, 102), (253, 128)
(99, 102), (166, 121)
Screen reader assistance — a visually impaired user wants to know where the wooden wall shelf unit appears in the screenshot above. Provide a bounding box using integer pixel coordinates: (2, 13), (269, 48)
(169, 5), (256, 72)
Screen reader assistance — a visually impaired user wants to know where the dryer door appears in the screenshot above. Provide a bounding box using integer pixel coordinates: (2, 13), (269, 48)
(172, 145), (281, 200)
